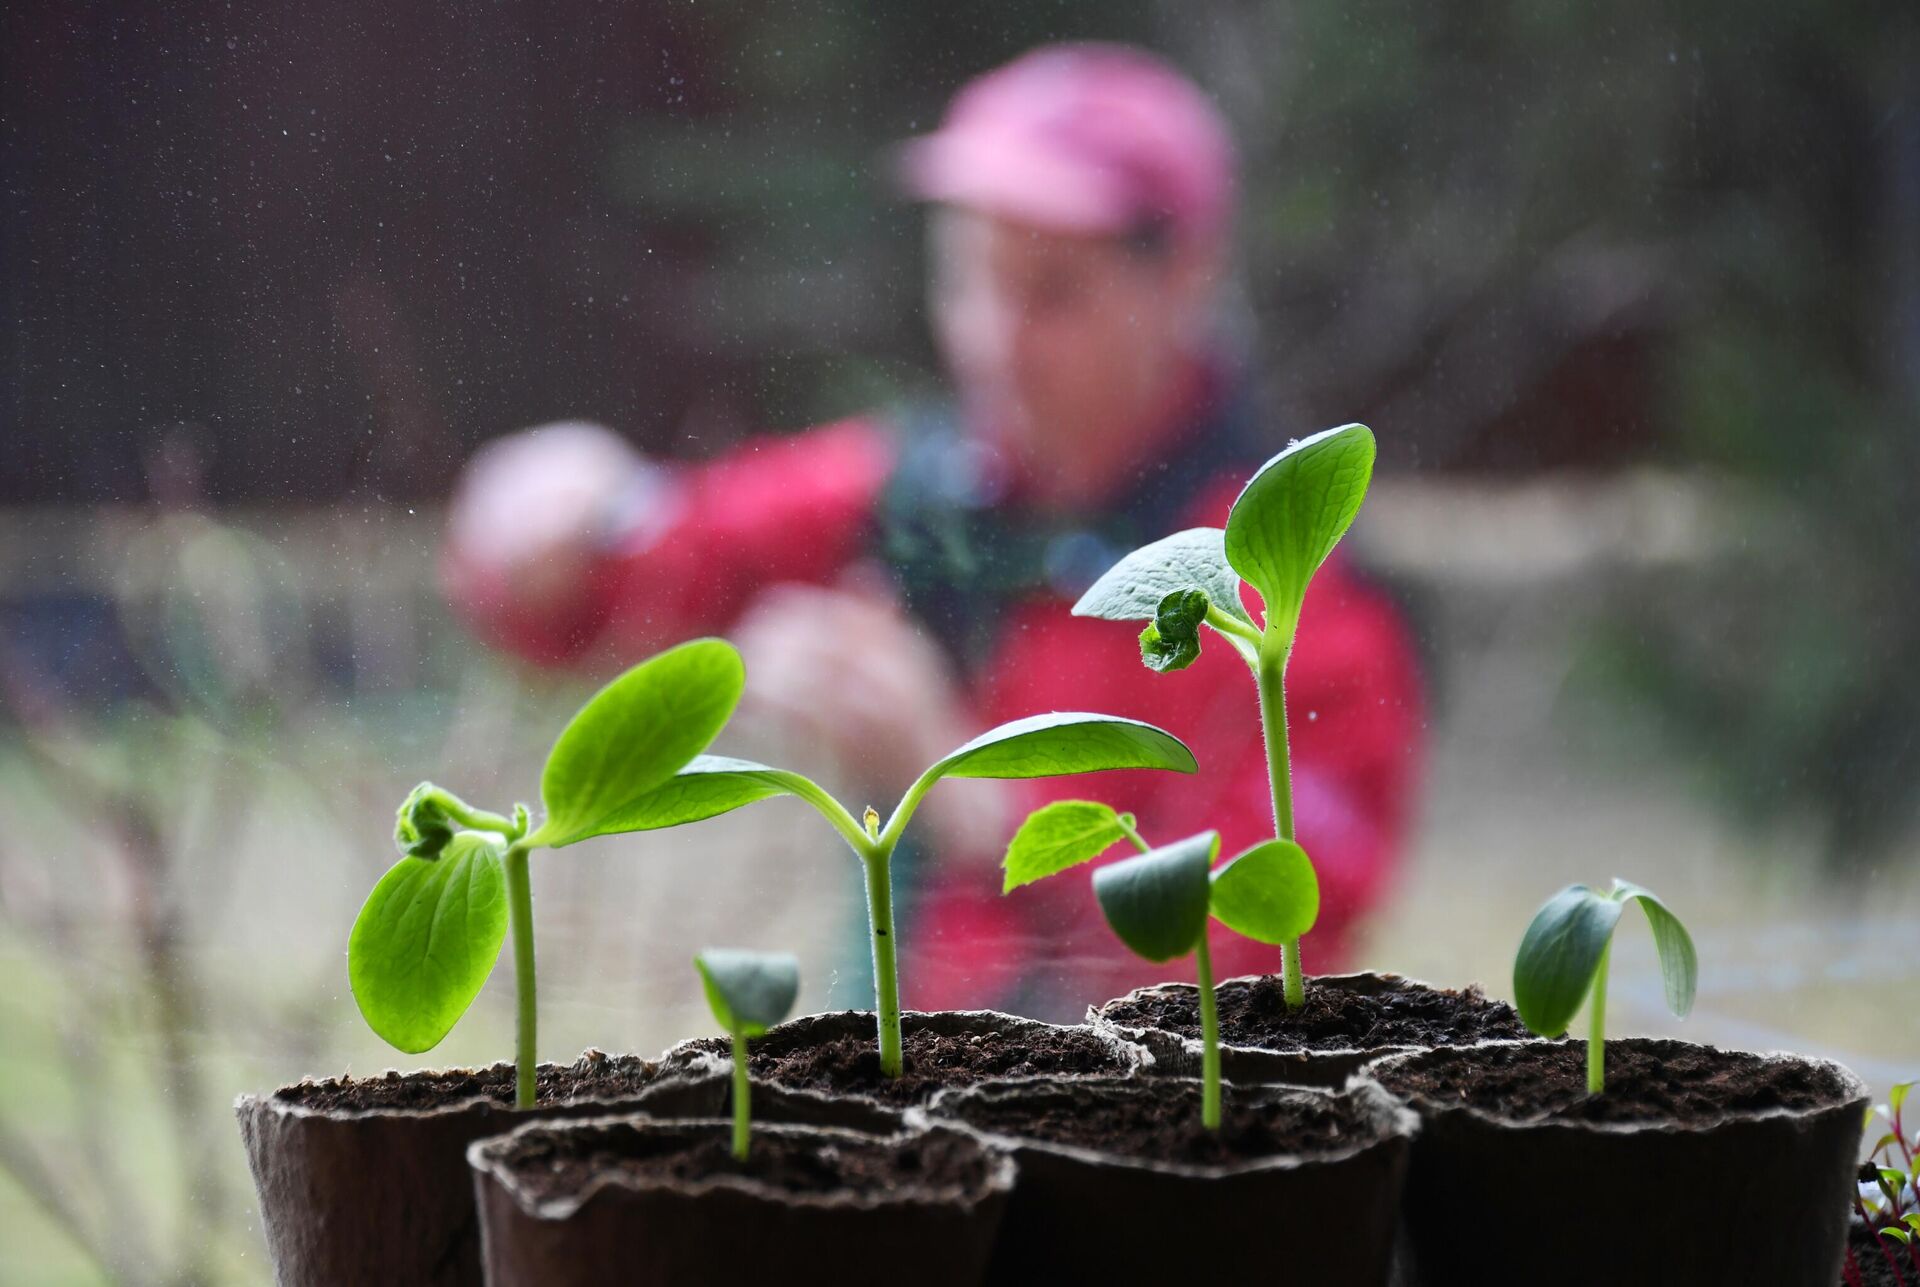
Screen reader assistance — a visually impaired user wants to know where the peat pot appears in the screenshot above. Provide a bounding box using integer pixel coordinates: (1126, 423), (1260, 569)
(922, 1074), (1417, 1284)
(469, 1116), (1014, 1287)
(1364, 1038), (1870, 1287)
(659, 1007), (1145, 1125)
(1091, 970), (1534, 1089)
(236, 1051), (694, 1287)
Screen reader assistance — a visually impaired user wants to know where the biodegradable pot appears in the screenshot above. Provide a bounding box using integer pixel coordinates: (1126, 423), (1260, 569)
(1091, 970), (1535, 1089)
(236, 1052), (697, 1287)
(659, 1007), (1146, 1121)
(470, 1116), (1015, 1287)
(1364, 1038), (1871, 1287)
(921, 1074), (1417, 1284)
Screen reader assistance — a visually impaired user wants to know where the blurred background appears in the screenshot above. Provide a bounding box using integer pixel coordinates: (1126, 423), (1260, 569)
(4, 1), (1918, 1281)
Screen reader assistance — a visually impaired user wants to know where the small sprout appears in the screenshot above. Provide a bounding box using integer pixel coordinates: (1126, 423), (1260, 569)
(1074, 424), (1375, 1009)
(695, 948), (800, 1161)
(1511, 879), (1698, 1094)
(1850, 1081), (1920, 1283)
(349, 638), (746, 1107)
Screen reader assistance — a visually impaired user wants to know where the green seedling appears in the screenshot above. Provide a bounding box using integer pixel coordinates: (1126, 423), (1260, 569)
(606, 712), (1197, 1078)
(1511, 879), (1699, 1094)
(1073, 423), (1376, 1009)
(1009, 806), (1318, 1131)
(1847, 1080), (1919, 1286)
(695, 948), (800, 1161)
(349, 638), (745, 1108)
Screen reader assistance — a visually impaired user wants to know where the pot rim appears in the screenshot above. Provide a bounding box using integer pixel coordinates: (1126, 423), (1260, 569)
(1359, 1035), (1871, 1137)
(234, 1049), (673, 1124)
(914, 1073), (1419, 1180)
(468, 1115), (1017, 1223)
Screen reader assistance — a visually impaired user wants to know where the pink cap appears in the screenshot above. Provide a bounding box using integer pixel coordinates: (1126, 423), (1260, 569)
(897, 43), (1236, 250)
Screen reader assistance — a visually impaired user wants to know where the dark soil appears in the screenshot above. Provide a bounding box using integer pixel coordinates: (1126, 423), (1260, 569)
(677, 1017), (1126, 1107)
(1101, 974), (1531, 1053)
(271, 1050), (658, 1113)
(951, 1081), (1374, 1168)
(497, 1123), (994, 1207)
(1845, 1219), (1920, 1286)
(1372, 1040), (1854, 1126)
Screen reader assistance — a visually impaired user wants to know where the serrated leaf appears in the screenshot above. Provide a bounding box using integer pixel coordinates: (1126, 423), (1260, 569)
(1093, 831), (1217, 963)
(929, 712), (1197, 782)
(1002, 800), (1134, 892)
(349, 832), (509, 1054)
(576, 755), (800, 832)
(695, 948), (800, 1037)
(1073, 527), (1252, 626)
(1209, 838), (1320, 944)
(533, 638), (745, 848)
(1612, 880), (1698, 1019)
(1224, 424), (1375, 644)
(1512, 884), (1624, 1038)
(1139, 590), (1208, 673)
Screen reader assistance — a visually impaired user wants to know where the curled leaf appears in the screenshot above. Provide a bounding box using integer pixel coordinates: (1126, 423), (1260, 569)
(695, 948), (800, 1037)
(394, 782), (457, 859)
(1139, 590), (1208, 673)
(1093, 832), (1217, 963)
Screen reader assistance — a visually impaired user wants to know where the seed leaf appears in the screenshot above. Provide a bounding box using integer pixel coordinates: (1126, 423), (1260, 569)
(532, 638), (745, 848)
(349, 831), (509, 1053)
(1223, 424), (1375, 644)
(577, 755), (800, 832)
(1512, 884), (1624, 1038)
(1612, 879), (1698, 1019)
(1882, 1227), (1912, 1246)
(1093, 831), (1217, 963)
(1893, 1082), (1913, 1115)
(929, 712), (1197, 781)
(1073, 527), (1252, 626)
(695, 948), (800, 1037)
(1002, 800), (1135, 892)
(1139, 590), (1209, 673)
(1209, 838), (1320, 944)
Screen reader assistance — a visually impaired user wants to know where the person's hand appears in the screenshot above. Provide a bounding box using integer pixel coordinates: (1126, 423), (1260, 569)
(731, 574), (1010, 863)
(443, 421), (645, 618)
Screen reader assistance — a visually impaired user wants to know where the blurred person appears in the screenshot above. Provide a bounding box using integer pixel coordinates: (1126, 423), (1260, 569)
(442, 44), (1423, 1018)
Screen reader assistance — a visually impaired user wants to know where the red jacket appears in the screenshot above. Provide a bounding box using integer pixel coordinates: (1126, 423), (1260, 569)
(446, 415), (1423, 1017)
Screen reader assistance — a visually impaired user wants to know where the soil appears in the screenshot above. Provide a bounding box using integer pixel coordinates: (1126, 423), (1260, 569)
(1101, 974), (1531, 1053)
(677, 1018), (1125, 1107)
(270, 1050), (658, 1113)
(496, 1124), (994, 1207)
(1845, 1217), (1920, 1286)
(1372, 1040), (1855, 1126)
(952, 1081), (1374, 1168)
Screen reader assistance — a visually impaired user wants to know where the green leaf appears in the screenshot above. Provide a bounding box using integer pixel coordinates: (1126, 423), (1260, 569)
(695, 948), (800, 1037)
(579, 755), (800, 832)
(929, 712), (1197, 782)
(1893, 1081), (1912, 1115)
(1073, 527), (1251, 626)
(1512, 884), (1624, 1038)
(1882, 1227), (1912, 1246)
(349, 832), (509, 1054)
(1139, 590), (1208, 673)
(1209, 839), (1320, 944)
(1612, 880), (1698, 1019)
(1902, 1214), (1920, 1232)
(1223, 423), (1375, 643)
(1093, 832), (1217, 963)
(532, 638), (745, 848)
(1002, 800), (1135, 892)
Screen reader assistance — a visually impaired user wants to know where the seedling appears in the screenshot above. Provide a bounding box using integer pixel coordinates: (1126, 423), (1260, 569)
(607, 712), (1197, 1078)
(1846, 1080), (1920, 1286)
(1073, 423), (1376, 1008)
(695, 948), (800, 1161)
(1007, 804), (1318, 1130)
(349, 638), (746, 1108)
(1511, 879), (1699, 1094)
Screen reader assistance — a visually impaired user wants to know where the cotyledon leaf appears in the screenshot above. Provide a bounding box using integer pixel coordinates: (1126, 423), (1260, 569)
(1073, 527), (1252, 626)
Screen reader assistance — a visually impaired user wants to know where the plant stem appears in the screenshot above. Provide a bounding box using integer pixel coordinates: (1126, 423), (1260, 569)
(1195, 930), (1222, 1131)
(731, 1030), (751, 1162)
(861, 850), (903, 1078)
(503, 843), (538, 1109)
(1256, 653), (1304, 1008)
(1586, 939), (1611, 1095)
(1115, 815), (1152, 854)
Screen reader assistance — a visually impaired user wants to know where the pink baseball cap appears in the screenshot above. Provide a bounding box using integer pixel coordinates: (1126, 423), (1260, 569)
(897, 43), (1236, 250)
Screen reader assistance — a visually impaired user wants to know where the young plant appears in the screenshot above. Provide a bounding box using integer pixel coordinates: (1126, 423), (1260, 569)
(1847, 1080), (1920, 1286)
(694, 948), (800, 1161)
(1072, 423), (1376, 1009)
(1004, 803), (1318, 1131)
(348, 638), (746, 1108)
(1511, 879), (1699, 1094)
(605, 712), (1197, 1078)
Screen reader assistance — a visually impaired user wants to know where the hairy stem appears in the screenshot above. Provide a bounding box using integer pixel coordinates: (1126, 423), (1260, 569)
(504, 843), (538, 1108)
(862, 851), (903, 1078)
(1256, 654), (1304, 1008)
(1586, 940), (1611, 1095)
(731, 1031), (751, 1161)
(1195, 931), (1222, 1131)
